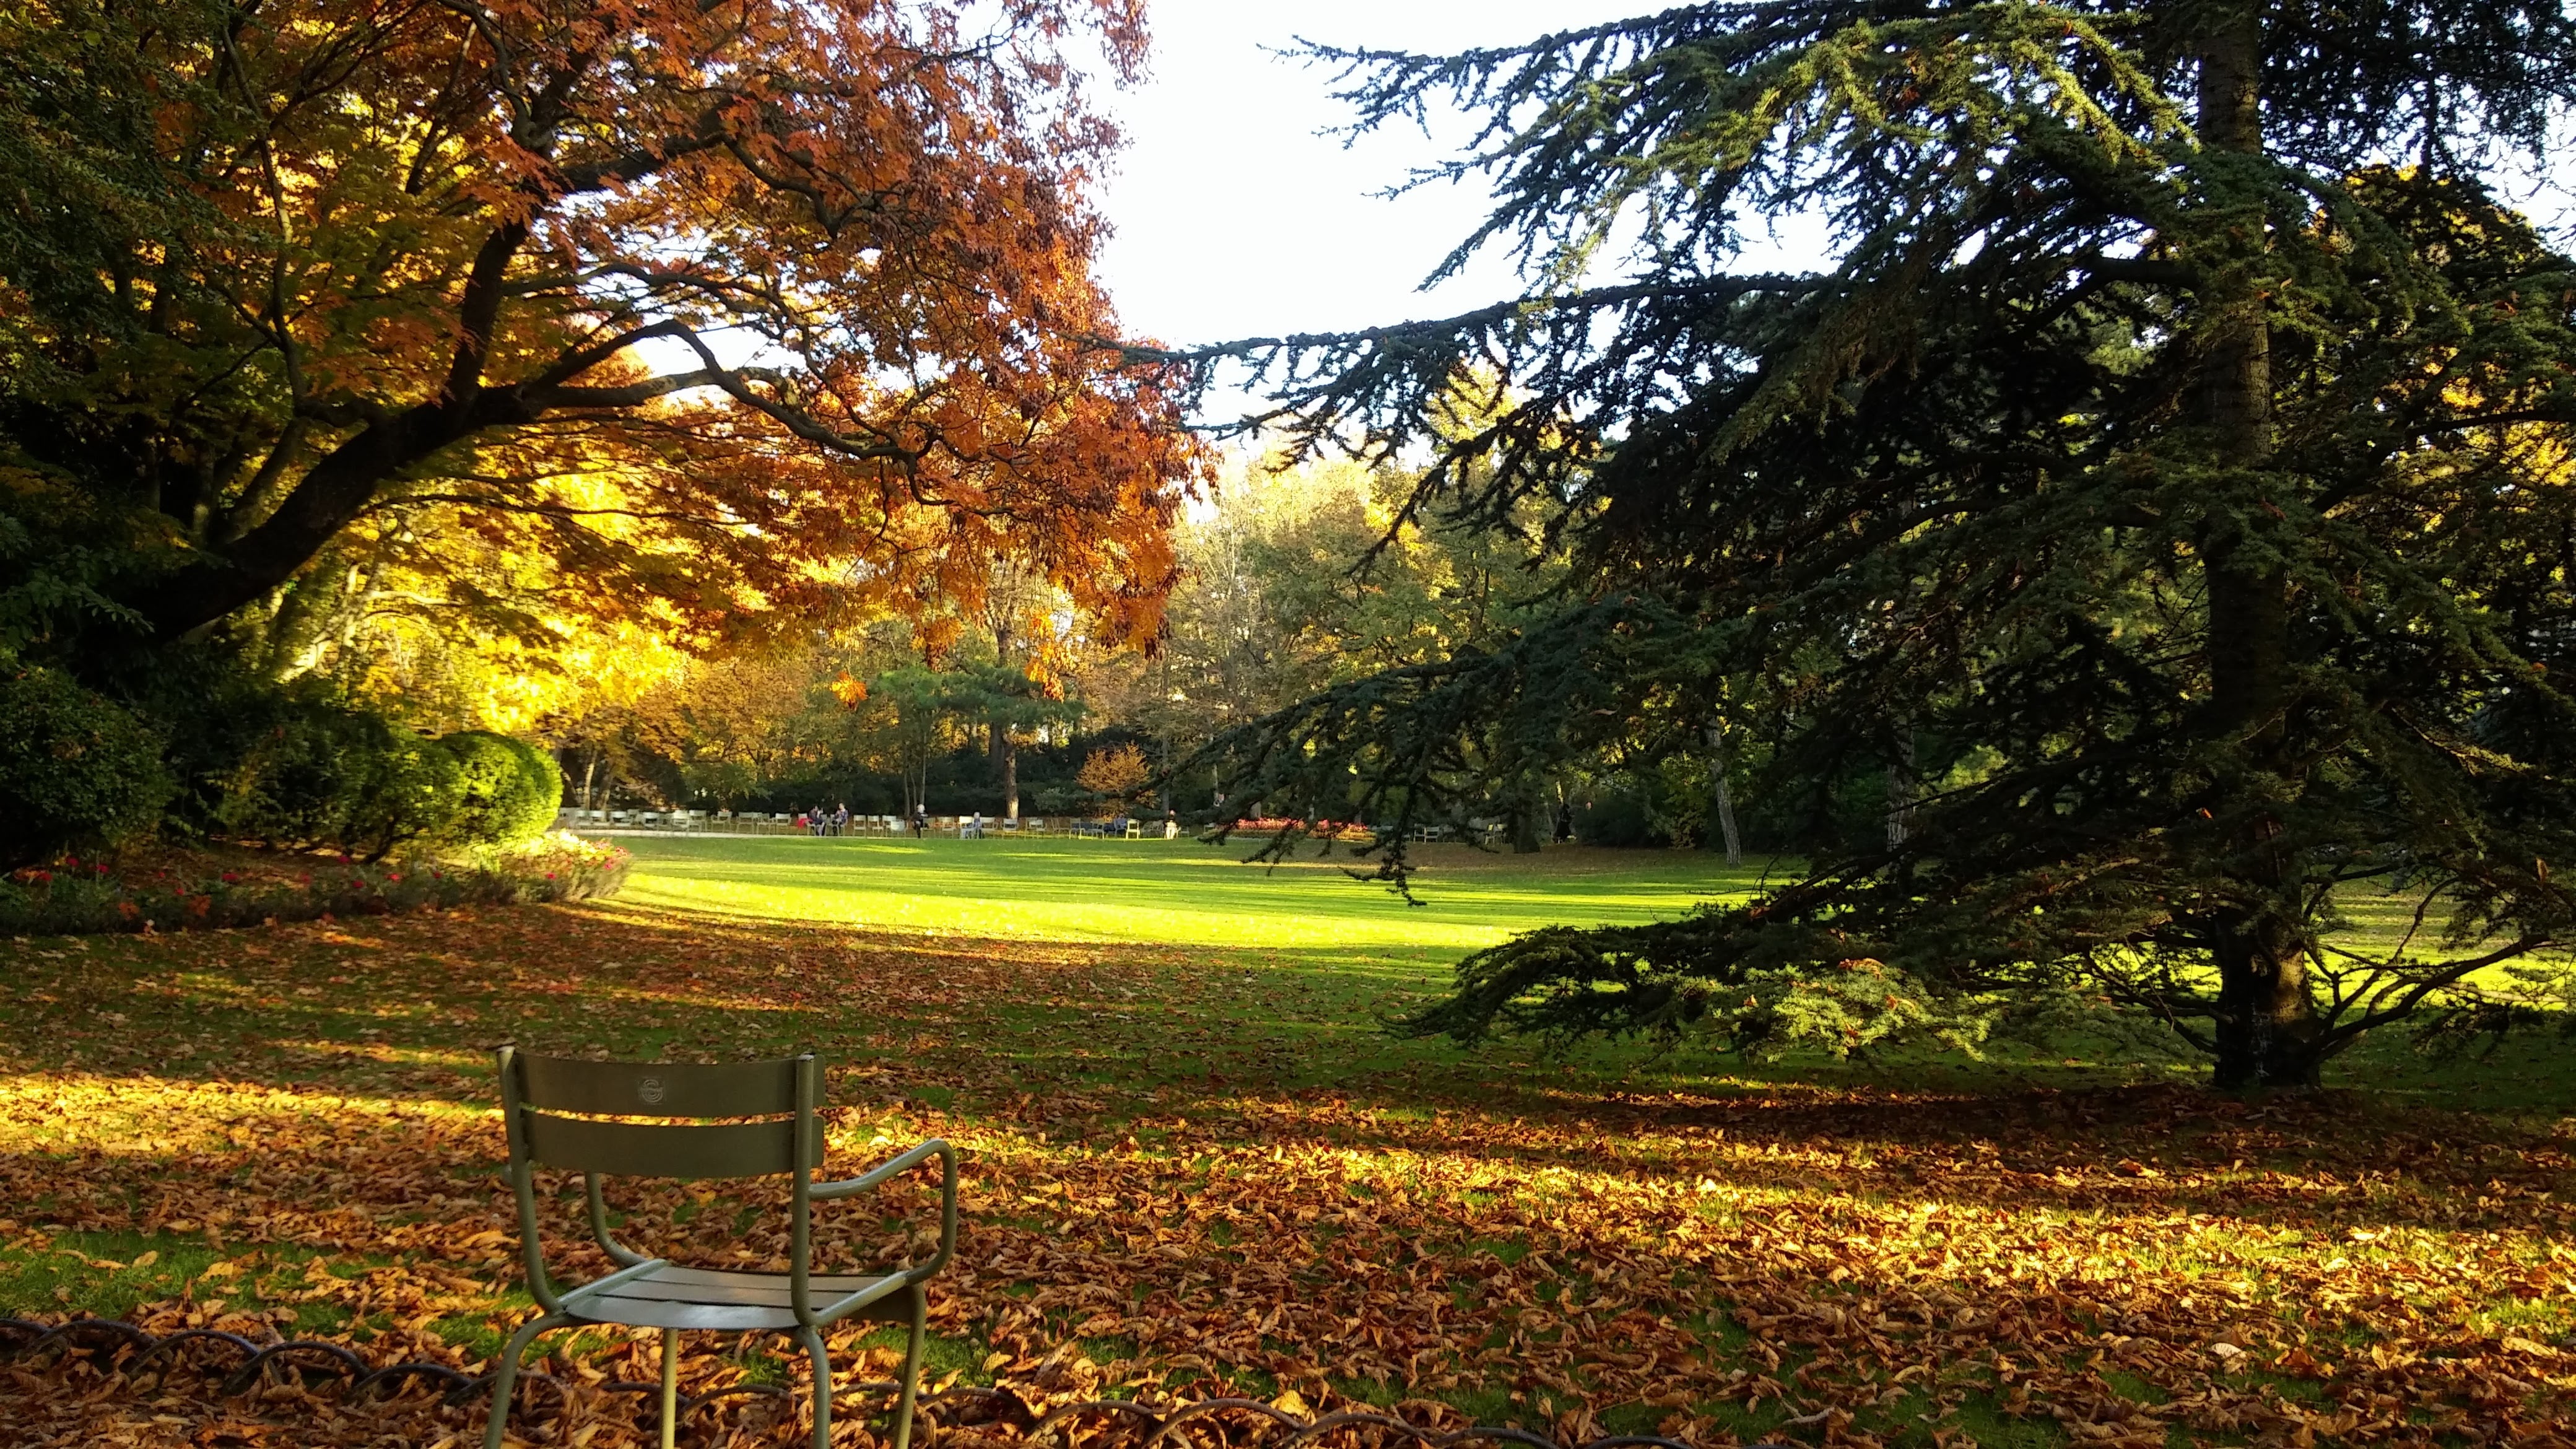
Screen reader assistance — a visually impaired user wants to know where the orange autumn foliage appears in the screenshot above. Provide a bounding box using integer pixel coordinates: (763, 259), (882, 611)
(7, 0), (1200, 650)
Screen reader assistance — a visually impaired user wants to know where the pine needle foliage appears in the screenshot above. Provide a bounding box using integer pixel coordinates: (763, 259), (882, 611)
(1167, 1), (2576, 1086)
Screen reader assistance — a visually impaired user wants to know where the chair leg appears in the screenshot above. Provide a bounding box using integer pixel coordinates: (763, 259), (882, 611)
(891, 1289), (928, 1449)
(659, 1327), (681, 1449)
(483, 1313), (566, 1449)
(796, 1323), (833, 1449)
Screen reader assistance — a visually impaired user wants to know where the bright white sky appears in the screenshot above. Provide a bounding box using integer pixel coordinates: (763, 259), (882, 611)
(1090, 2), (1654, 430)
(1090, 2), (2576, 435)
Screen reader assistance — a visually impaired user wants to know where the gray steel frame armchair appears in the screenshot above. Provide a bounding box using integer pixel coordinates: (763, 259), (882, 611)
(489, 1047), (957, 1449)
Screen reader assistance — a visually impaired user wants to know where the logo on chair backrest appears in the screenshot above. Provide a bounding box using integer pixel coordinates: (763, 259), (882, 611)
(637, 1076), (666, 1106)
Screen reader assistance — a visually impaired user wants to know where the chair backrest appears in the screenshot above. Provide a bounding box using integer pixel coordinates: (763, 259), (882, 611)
(496, 1048), (836, 1314)
(499, 1049), (824, 1180)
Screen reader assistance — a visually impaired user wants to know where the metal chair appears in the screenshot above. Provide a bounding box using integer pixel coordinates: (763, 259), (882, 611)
(488, 1048), (957, 1449)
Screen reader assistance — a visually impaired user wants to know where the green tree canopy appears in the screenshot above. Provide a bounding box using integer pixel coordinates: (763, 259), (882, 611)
(1176, 1), (2576, 1087)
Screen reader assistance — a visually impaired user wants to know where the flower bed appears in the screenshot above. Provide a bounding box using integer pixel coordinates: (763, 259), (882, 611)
(0, 832), (628, 938)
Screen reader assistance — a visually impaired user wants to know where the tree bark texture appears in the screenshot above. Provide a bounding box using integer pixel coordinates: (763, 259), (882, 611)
(2193, 7), (2317, 1087)
(2209, 916), (2325, 1087)
(1885, 726), (1916, 852)
(1707, 716), (1742, 868)
(1511, 778), (1545, 854)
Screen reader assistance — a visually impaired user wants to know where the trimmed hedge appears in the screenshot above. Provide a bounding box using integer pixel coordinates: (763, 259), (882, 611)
(210, 699), (466, 861)
(0, 669), (173, 868)
(26, 651), (561, 865)
(438, 730), (562, 848)
(193, 695), (557, 861)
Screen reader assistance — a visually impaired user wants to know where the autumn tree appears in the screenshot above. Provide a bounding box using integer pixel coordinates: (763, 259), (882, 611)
(1077, 742), (1152, 807)
(0, 0), (1196, 671)
(1180, 2), (2576, 1087)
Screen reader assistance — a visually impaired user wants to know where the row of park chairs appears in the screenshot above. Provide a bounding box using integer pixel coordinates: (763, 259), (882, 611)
(552, 809), (1512, 843)
(554, 809), (1156, 838)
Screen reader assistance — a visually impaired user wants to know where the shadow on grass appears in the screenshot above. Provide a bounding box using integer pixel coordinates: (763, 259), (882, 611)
(6, 902), (2569, 1245)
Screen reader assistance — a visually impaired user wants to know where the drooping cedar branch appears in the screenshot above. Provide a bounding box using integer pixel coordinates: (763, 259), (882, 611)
(1183, 0), (2576, 1087)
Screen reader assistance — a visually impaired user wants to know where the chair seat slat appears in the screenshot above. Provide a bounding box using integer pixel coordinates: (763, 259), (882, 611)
(563, 1264), (918, 1331)
(640, 1264), (882, 1290)
(568, 1295), (807, 1331)
(565, 1265), (892, 1309)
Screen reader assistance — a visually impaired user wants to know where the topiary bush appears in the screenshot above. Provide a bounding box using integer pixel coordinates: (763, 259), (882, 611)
(207, 695), (376, 850)
(436, 730), (561, 846)
(76, 648), (562, 861)
(206, 692), (468, 861)
(0, 668), (173, 868)
(339, 726), (466, 861)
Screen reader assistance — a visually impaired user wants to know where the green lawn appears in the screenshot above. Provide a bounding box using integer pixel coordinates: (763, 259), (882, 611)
(611, 832), (1765, 952)
(612, 833), (2574, 1108)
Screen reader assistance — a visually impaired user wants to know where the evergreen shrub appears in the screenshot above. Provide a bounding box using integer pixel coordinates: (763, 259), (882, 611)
(435, 730), (560, 846)
(210, 695), (463, 860)
(0, 668), (173, 867)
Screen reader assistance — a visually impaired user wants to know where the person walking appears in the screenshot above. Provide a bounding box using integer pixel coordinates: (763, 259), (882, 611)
(912, 803), (928, 838)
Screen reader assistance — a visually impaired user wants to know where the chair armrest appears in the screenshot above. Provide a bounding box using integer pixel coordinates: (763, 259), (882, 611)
(809, 1138), (959, 1280)
(809, 1137), (952, 1199)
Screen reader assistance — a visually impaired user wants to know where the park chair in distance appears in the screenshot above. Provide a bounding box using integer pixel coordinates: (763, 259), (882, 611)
(489, 1047), (957, 1449)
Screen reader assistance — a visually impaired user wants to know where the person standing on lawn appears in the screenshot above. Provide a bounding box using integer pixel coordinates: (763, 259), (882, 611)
(912, 803), (928, 837)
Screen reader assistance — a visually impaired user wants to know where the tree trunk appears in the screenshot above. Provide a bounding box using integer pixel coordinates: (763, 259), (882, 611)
(2193, 9), (2320, 1081)
(1885, 726), (1916, 851)
(2209, 916), (2323, 1087)
(1003, 739), (1019, 822)
(1510, 778), (1544, 853)
(1707, 716), (1742, 868)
